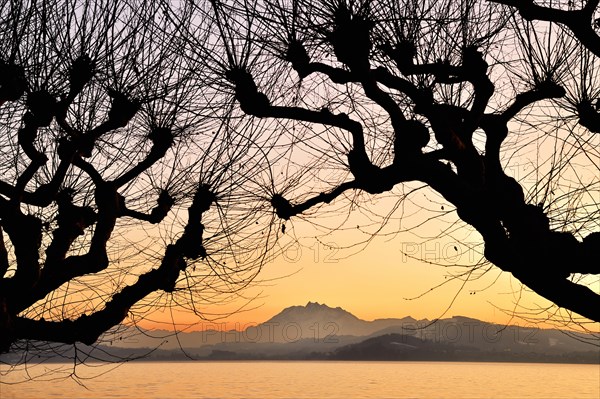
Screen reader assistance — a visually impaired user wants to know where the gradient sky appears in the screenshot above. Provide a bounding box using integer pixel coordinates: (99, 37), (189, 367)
(138, 183), (587, 332)
(139, 236), (556, 330)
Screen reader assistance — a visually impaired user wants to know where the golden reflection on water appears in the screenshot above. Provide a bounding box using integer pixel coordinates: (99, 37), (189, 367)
(1, 361), (599, 399)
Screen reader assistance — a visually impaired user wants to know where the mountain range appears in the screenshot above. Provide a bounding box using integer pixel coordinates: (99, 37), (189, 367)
(98, 302), (598, 363)
(3, 302), (597, 364)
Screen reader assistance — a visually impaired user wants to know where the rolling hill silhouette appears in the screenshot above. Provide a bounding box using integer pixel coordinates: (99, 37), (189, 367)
(3, 302), (596, 363)
(93, 301), (599, 363)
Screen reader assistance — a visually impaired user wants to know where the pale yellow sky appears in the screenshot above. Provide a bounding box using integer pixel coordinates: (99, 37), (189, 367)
(136, 199), (587, 331)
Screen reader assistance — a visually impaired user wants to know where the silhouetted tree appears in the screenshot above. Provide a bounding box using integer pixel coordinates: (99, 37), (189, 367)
(0, 0), (280, 357)
(201, 0), (599, 323)
(1, 0), (599, 363)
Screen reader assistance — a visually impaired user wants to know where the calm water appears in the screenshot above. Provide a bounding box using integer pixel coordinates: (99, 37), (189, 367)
(1, 361), (599, 398)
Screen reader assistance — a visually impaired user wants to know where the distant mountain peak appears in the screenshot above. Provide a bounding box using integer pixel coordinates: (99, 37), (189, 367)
(264, 302), (360, 325)
(304, 301), (342, 311)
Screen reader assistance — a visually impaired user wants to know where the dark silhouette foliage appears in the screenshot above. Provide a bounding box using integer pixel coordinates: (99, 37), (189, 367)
(0, 0), (280, 356)
(203, 0), (599, 323)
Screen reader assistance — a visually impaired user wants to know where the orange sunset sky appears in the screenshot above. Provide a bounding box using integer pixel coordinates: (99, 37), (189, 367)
(136, 179), (598, 332)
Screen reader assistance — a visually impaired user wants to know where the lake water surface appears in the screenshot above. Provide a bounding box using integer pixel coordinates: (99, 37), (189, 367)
(1, 361), (598, 398)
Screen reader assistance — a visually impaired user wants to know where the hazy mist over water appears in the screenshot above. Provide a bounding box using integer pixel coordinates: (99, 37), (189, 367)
(1, 361), (598, 398)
